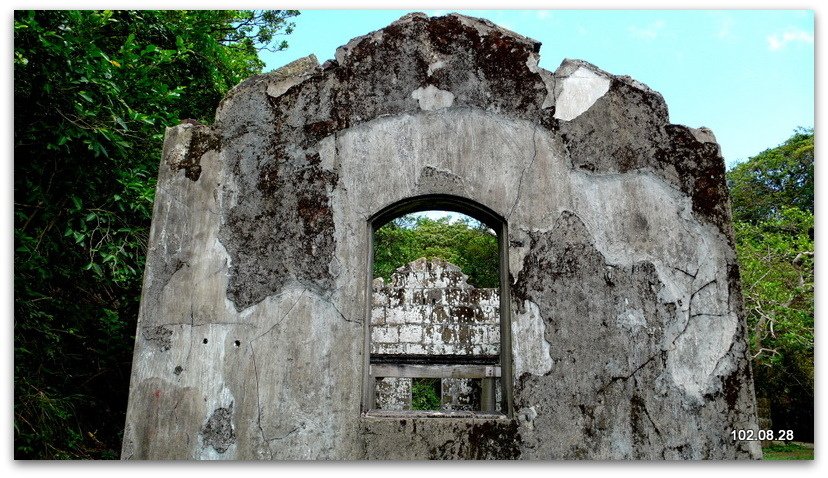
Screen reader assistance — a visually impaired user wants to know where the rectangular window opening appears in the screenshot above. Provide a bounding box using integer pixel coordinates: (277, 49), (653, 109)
(363, 204), (513, 418)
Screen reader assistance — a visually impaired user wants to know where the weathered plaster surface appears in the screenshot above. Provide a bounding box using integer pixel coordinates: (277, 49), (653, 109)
(371, 258), (500, 357)
(553, 65), (611, 121)
(123, 12), (760, 460)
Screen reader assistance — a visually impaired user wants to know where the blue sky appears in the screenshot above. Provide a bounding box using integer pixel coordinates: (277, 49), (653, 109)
(259, 9), (814, 170)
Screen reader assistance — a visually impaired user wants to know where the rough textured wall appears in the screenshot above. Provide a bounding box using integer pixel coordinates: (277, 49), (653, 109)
(122, 12), (761, 460)
(371, 258), (500, 357)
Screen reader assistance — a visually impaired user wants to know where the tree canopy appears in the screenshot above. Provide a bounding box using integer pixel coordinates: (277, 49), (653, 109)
(727, 129), (814, 442)
(374, 214), (499, 289)
(13, 9), (298, 459)
(727, 128), (814, 223)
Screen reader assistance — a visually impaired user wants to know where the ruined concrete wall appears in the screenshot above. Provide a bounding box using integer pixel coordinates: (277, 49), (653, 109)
(371, 258), (499, 357)
(122, 12), (761, 460)
(371, 258), (499, 411)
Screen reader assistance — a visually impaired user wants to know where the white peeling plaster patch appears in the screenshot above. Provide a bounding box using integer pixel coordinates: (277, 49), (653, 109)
(569, 171), (701, 305)
(517, 406), (538, 430)
(317, 134), (337, 172)
(569, 170), (737, 400)
(427, 60), (445, 76)
(219, 168), (240, 211)
(163, 124), (194, 165)
(525, 55), (539, 73)
(553, 66), (611, 121)
(266, 76), (305, 99)
(610, 427), (634, 458)
(511, 300), (553, 377)
(411, 85), (455, 111)
(508, 229), (531, 283)
(539, 69), (556, 110)
(615, 300), (646, 332)
(524, 56), (557, 111)
(668, 311), (737, 403)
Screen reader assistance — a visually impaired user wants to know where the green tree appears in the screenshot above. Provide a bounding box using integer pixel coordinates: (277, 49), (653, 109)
(14, 9), (298, 459)
(373, 214), (499, 288)
(728, 129), (814, 441)
(728, 128), (814, 223)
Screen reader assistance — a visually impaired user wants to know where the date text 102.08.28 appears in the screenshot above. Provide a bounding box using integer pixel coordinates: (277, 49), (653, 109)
(731, 429), (794, 441)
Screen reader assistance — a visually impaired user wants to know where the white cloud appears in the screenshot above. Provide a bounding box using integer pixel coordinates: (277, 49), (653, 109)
(716, 16), (734, 39)
(536, 10), (551, 21)
(767, 29), (814, 51)
(628, 20), (665, 40)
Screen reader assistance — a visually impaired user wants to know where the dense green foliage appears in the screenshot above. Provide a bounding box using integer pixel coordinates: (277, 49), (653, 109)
(411, 378), (442, 411)
(374, 214), (499, 288)
(728, 129), (814, 223)
(14, 9), (298, 459)
(728, 129), (814, 442)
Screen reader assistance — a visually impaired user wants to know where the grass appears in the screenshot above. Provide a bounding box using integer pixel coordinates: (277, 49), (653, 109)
(411, 378), (441, 411)
(762, 443), (814, 460)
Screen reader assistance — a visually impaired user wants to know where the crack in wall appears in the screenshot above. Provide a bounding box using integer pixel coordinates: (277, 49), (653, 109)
(596, 352), (659, 396)
(667, 278), (719, 348)
(126, 12), (758, 460)
(254, 291), (305, 341)
(689, 312), (728, 319)
(508, 123), (539, 220)
(710, 336), (739, 378)
(633, 374), (664, 442)
(250, 346), (273, 459)
(672, 265), (699, 279)
(268, 425), (302, 442)
(156, 322), (256, 328)
(325, 296), (358, 324)
(686, 278), (718, 318)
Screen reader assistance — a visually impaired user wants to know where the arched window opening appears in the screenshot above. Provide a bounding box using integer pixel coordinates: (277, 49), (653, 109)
(363, 196), (513, 417)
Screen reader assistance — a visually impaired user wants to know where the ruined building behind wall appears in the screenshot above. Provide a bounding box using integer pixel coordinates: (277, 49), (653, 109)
(371, 258), (502, 412)
(122, 13), (762, 459)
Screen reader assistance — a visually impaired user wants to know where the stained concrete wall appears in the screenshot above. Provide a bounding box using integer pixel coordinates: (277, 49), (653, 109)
(122, 13), (761, 460)
(371, 258), (499, 357)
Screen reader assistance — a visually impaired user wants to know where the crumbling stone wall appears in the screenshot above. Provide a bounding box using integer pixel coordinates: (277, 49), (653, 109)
(122, 12), (761, 460)
(371, 258), (499, 357)
(371, 258), (499, 411)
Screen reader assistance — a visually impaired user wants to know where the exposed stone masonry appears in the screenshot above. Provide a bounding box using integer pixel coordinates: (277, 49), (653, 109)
(371, 258), (499, 357)
(371, 258), (500, 411)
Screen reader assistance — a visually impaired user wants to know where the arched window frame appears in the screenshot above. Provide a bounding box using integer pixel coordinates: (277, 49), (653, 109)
(361, 194), (514, 417)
